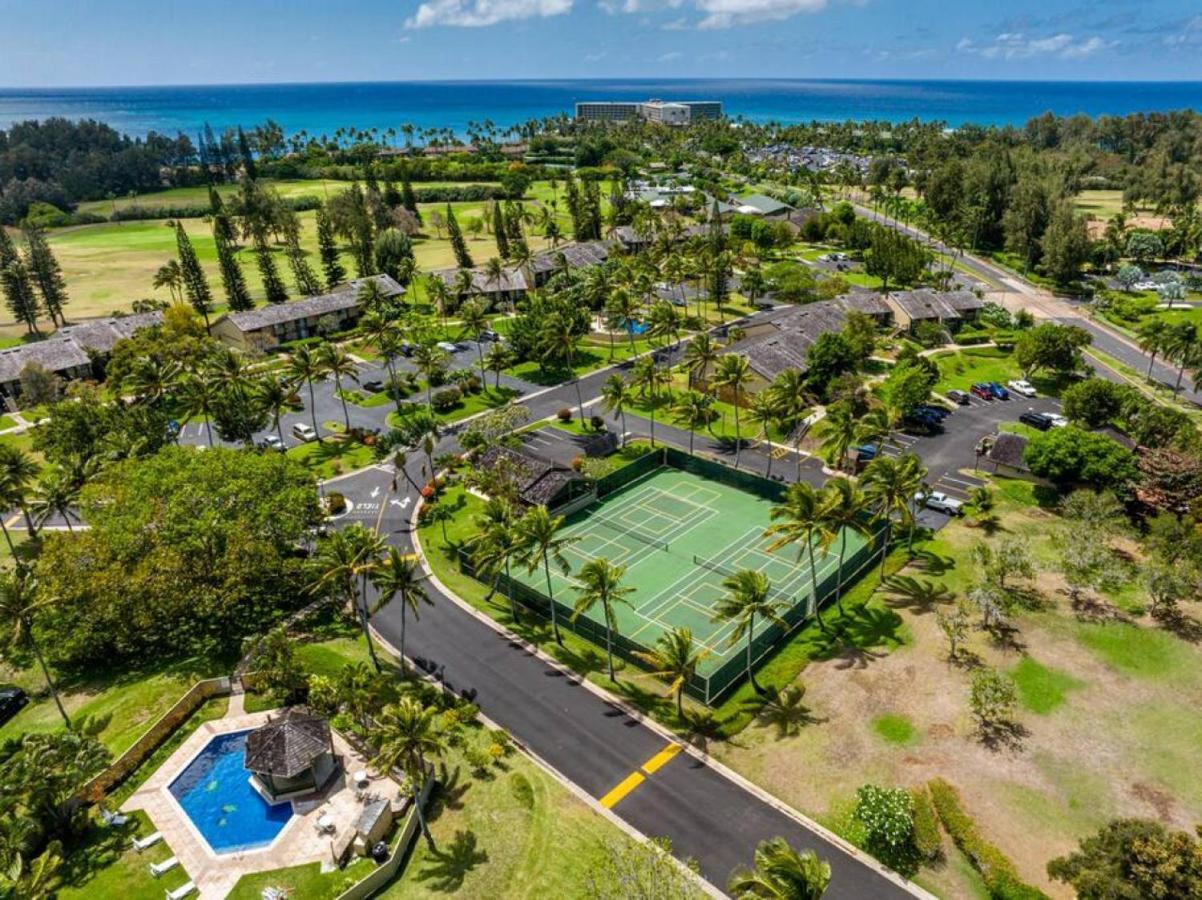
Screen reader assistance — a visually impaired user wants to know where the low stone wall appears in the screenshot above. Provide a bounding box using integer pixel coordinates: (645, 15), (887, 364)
(79, 676), (232, 803)
(334, 778), (434, 900)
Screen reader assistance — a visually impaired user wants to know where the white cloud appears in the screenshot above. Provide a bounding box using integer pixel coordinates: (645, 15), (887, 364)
(406, 0), (572, 28)
(695, 0), (826, 29)
(957, 32), (1115, 60)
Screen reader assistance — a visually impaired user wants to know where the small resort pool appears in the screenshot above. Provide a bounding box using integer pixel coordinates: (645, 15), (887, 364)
(625, 319), (649, 335)
(168, 730), (294, 854)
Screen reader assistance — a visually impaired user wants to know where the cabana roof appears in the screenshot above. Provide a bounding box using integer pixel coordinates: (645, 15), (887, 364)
(244, 710), (332, 779)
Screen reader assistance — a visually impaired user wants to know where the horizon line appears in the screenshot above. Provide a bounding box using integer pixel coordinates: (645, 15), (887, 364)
(4, 75), (1202, 92)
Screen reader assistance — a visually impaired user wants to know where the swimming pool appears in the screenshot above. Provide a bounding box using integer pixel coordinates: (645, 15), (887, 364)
(625, 319), (648, 335)
(168, 730), (294, 854)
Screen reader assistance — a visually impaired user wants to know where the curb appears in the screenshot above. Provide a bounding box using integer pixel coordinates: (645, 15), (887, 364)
(365, 619), (725, 900)
(407, 496), (934, 900)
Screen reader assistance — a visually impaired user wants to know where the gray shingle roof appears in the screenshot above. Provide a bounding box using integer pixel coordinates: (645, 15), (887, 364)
(0, 337), (92, 385)
(889, 289), (983, 321)
(737, 193), (792, 215)
(988, 432), (1029, 469)
(476, 444), (584, 506)
(56, 311), (164, 355)
(220, 275), (402, 333)
(431, 266), (529, 295)
(244, 710), (331, 779)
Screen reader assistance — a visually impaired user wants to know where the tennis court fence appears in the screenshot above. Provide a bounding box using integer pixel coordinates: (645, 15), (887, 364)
(458, 451), (888, 704)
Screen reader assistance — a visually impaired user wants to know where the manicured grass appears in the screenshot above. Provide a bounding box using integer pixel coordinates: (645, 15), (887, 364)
(378, 723), (631, 899)
(932, 346), (1073, 398)
(57, 811), (192, 900)
(1075, 621), (1194, 679)
(871, 713), (919, 745)
(228, 857), (374, 900)
(388, 386), (519, 428)
(1010, 656), (1083, 715)
(339, 387), (397, 408)
(623, 372), (794, 445)
(286, 436), (377, 479)
(74, 178), (347, 216)
(0, 653), (234, 755)
(0, 413), (17, 429)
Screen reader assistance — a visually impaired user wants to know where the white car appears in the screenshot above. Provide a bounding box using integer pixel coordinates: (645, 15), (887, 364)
(436, 341), (458, 353)
(916, 490), (964, 515)
(1046, 413), (1069, 428)
(291, 423), (318, 442)
(1007, 379), (1037, 398)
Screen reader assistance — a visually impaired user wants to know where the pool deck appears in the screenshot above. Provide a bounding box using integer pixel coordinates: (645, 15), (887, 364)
(123, 708), (396, 899)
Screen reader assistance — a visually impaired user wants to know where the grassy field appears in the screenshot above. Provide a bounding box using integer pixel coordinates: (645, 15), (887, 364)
(932, 346), (1074, 398)
(286, 435), (377, 479)
(56, 811), (193, 900)
(711, 475), (1202, 897)
(0, 652), (234, 755)
(7, 178), (589, 334)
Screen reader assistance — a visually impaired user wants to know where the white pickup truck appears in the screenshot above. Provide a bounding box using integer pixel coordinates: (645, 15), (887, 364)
(916, 490), (964, 515)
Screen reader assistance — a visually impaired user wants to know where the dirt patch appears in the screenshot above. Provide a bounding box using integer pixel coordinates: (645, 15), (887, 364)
(1130, 782), (1177, 822)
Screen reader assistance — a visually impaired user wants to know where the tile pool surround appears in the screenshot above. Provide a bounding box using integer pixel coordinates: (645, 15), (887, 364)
(167, 729), (295, 855)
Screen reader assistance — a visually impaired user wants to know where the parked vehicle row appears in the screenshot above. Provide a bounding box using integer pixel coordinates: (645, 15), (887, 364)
(1018, 411), (1068, 431)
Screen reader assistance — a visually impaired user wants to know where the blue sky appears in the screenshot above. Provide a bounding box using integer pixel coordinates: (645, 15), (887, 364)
(1, 0), (1200, 85)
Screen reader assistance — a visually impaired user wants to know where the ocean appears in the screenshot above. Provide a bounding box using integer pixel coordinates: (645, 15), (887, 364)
(1, 79), (1201, 138)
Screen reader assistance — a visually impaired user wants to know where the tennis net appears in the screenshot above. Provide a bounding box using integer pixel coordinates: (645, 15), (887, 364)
(694, 553), (804, 607)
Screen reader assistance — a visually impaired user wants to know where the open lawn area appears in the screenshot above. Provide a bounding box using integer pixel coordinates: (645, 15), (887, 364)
(932, 345), (1075, 397)
(710, 476), (1202, 898)
(286, 434), (377, 479)
(0, 653), (234, 755)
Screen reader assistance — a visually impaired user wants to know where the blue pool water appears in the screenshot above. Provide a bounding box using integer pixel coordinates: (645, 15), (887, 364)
(625, 320), (649, 335)
(168, 730), (293, 854)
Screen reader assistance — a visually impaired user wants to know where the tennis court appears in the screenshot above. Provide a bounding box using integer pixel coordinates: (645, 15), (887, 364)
(507, 465), (877, 687)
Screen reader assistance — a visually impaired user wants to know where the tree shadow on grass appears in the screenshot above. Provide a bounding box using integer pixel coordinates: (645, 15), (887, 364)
(881, 575), (955, 615)
(56, 817), (136, 890)
(432, 763), (472, 815)
(978, 719), (1030, 754)
(908, 549), (955, 577)
(811, 605), (906, 670)
(417, 829), (488, 892)
(1153, 607), (1202, 643)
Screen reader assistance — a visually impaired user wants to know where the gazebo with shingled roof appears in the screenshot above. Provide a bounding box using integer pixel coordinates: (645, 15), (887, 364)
(244, 709), (339, 802)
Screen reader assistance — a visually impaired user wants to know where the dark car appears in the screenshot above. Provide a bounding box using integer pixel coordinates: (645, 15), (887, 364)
(478, 329), (501, 342)
(971, 383), (994, 400)
(988, 381), (1010, 400)
(947, 389), (970, 405)
(399, 342), (415, 357)
(1019, 412), (1054, 431)
(852, 443), (877, 462)
(362, 379), (385, 393)
(916, 404), (951, 420)
(0, 687), (28, 727)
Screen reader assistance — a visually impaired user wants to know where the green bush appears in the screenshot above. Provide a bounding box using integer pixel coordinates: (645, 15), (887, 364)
(509, 772), (534, 809)
(910, 785), (942, 862)
(928, 778), (1050, 900)
(431, 386), (462, 412)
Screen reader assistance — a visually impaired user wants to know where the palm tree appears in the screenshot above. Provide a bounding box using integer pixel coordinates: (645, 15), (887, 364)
(372, 698), (446, 848)
(855, 407), (892, 457)
(514, 506), (579, 645)
(152, 259), (184, 303)
(471, 500), (523, 619)
(712, 354), (753, 468)
(768, 369), (812, 481)
(177, 372), (219, 447)
(1167, 322), (1201, 395)
(0, 445), (40, 538)
(286, 344), (325, 439)
(862, 453), (925, 576)
(600, 375), (632, 446)
(634, 626), (707, 718)
(748, 391), (780, 478)
(740, 266), (767, 309)
(411, 341), (449, 409)
(125, 356), (181, 407)
(729, 837), (832, 899)
(0, 568), (71, 729)
(607, 287), (642, 355)
(318, 343), (359, 432)
(307, 525), (387, 670)
(425, 276), (453, 329)
(631, 356), (670, 447)
(458, 299), (491, 389)
(571, 558), (634, 681)
(817, 478), (872, 616)
(370, 547), (431, 674)
(540, 312), (587, 423)
(647, 301), (684, 351)
(682, 332), (720, 391)
(816, 401), (857, 471)
(30, 467), (79, 533)
(257, 377), (295, 448)
(713, 569), (784, 694)
(765, 482), (828, 631)
(672, 390), (713, 455)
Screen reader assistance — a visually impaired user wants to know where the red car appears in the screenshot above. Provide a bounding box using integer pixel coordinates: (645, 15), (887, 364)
(970, 383), (993, 401)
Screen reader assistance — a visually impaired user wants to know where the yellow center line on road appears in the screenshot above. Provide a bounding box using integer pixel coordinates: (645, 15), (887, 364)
(598, 742), (682, 809)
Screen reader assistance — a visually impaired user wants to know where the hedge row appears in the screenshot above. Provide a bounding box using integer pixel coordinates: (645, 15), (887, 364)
(909, 785), (942, 862)
(927, 778), (1050, 900)
(109, 194), (322, 223)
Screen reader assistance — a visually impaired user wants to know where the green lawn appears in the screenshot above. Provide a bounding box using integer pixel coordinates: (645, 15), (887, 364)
(0, 653), (234, 755)
(623, 372), (794, 445)
(1010, 656), (1083, 715)
(871, 713), (919, 745)
(932, 346), (1074, 397)
(387, 386), (520, 428)
(57, 812), (192, 900)
(286, 436), (377, 479)
(1074, 621), (1195, 679)
(228, 857), (374, 900)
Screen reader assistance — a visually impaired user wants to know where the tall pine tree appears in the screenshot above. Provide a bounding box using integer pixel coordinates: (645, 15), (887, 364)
(315, 207), (346, 290)
(0, 257), (41, 335)
(284, 224), (322, 297)
(173, 221), (214, 327)
(209, 186), (237, 245)
(583, 179), (603, 241)
(399, 167), (421, 223)
(492, 202), (510, 259)
(564, 173), (586, 241)
(213, 225), (252, 311)
(504, 202), (528, 257)
(446, 204), (474, 269)
(237, 127), (257, 180)
(22, 227), (69, 327)
(254, 234), (289, 304)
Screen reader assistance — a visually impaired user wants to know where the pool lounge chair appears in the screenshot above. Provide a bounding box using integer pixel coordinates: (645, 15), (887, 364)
(149, 856), (179, 877)
(100, 808), (130, 827)
(165, 881), (196, 900)
(133, 831), (163, 852)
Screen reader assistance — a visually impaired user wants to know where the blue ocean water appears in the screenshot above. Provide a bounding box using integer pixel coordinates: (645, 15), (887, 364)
(1, 79), (1200, 137)
(168, 730), (294, 854)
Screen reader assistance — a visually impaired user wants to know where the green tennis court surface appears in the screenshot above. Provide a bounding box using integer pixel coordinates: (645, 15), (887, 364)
(510, 466), (872, 676)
